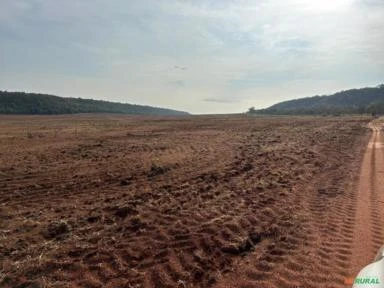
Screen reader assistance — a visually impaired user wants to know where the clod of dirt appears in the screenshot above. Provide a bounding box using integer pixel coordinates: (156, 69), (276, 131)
(177, 280), (187, 288)
(42, 221), (70, 240)
(191, 265), (205, 280)
(264, 224), (281, 238)
(318, 188), (327, 195)
(221, 230), (268, 255)
(119, 178), (131, 186)
(248, 231), (264, 244)
(114, 206), (137, 218)
(221, 244), (241, 255)
(86, 215), (101, 223)
(15, 281), (41, 288)
(221, 238), (254, 255)
(207, 276), (217, 285)
(148, 164), (170, 177)
(129, 216), (146, 231)
(318, 187), (339, 197)
(241, 163), (253, 172)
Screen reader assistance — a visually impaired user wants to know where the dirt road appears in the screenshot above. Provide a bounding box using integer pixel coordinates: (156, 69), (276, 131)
(350, 119), (384, 278)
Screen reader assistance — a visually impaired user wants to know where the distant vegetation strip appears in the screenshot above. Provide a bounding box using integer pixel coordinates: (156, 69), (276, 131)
(0, 91), (189, 116)
(249, 84), (384, 115)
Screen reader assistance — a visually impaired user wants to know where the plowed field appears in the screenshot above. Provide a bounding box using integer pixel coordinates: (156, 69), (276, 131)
(0, 115), (373, 288)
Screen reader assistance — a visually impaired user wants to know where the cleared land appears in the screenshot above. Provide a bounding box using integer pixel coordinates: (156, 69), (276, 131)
(0, 115), (375, 288)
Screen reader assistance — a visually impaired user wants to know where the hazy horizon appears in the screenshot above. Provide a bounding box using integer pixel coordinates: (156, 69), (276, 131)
(1, 0), (384, 114)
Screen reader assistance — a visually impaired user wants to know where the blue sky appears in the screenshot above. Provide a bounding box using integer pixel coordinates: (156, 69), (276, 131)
(1, 0), (384, 114)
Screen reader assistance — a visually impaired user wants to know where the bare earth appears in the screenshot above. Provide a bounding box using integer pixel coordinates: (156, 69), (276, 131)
(350, 119), (384, 279)
(0, 115), (378, 288)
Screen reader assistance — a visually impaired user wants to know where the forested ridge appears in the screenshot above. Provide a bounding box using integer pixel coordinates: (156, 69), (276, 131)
(251, 84), (384, 115)
(0, 91), (189, 116)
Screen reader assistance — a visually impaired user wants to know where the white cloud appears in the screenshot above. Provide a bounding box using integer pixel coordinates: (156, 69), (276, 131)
(1, 0), (383, 113)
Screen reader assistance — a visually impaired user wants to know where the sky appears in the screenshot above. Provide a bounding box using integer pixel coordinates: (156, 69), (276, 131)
(1, 0), (384, 114)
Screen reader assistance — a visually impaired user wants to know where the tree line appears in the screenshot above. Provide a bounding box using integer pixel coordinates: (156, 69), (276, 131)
(0, 91), (188, 116)
(248, 84), (384, 115)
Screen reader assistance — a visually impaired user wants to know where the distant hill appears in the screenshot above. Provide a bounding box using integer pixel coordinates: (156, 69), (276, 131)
(0, 91), (189, 116)
(251, 84), (384, 115)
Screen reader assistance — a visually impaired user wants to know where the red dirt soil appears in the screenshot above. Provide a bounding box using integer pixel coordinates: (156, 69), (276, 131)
(349, 119), (384, 279)
(0, 115), (375, 288)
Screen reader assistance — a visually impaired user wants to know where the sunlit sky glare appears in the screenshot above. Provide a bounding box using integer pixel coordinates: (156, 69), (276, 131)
(1, 0), (384, 114)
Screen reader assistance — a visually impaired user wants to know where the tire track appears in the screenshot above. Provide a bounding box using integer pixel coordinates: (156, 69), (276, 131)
(350, 120), (384, 279)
